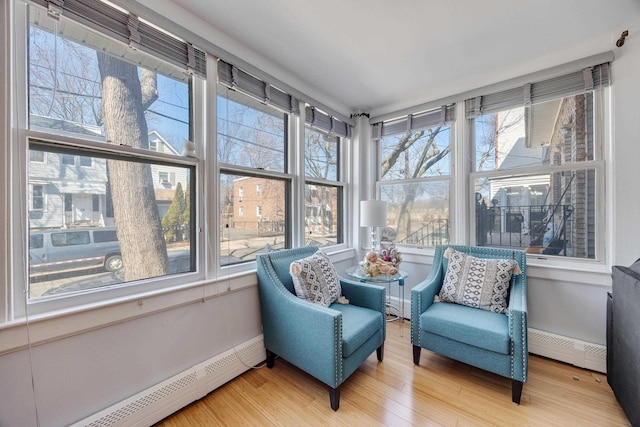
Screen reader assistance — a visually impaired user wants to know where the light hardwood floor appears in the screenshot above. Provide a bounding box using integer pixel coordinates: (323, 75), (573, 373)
(155, 321), (629, 426)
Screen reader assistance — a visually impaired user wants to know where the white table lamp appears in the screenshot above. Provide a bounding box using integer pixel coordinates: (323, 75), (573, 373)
(360, 200), (387, 252)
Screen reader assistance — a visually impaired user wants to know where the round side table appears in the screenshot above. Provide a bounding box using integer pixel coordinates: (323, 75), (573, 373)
(344, 266), (408, 324)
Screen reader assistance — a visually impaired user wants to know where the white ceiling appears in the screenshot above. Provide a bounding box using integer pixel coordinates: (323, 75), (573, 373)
(166, 0), (640, 118)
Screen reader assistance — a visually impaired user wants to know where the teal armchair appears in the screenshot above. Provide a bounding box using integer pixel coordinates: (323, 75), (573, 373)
(256, 246), (386, 410)
(411, 245), (528, 404)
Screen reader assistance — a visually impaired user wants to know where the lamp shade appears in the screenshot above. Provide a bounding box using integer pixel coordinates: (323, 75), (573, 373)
(360, 200), (387, 227)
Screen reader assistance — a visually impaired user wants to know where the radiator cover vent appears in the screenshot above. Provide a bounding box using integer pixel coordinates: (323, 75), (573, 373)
(528, 328), (606, 373)
(74, 336), (265, 427)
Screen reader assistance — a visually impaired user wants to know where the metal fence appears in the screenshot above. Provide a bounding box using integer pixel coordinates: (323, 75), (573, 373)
(477, 204), (573, 254)
(393, 204), (573, 255)
(398, 219), (450, 247)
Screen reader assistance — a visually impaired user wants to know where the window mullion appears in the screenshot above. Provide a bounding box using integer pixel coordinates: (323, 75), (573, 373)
(292, 102), (306, 248)
(470, 161), (603, 181)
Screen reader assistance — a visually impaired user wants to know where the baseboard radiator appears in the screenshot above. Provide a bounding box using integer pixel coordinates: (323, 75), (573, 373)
(528, 328), (607, 373)
(73, 336), (265, 427)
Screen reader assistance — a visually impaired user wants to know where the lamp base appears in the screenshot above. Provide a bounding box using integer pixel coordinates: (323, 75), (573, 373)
(370, 229), (377, 253)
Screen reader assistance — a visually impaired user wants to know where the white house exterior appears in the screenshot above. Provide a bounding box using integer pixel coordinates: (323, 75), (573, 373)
(29, 122), (188, 229)
(28, 117), (108, 230)
(147, 130), (191, 218)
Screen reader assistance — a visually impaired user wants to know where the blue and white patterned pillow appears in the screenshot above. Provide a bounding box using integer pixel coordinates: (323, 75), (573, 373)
(290, 250), (341, 307)
(438, 248), (521, 314)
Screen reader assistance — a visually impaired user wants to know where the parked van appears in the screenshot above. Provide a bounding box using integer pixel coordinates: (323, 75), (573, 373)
(29, 227), (122, 275)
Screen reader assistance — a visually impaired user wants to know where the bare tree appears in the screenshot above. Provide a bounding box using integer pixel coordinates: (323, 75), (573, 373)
(305, 130), (337, 180)
(97, 54), (168, 280)
(29, 33), (102, 126)
(217, 100), (285, 170)
(381, 127), (450, 240)
(304, 129), (338, 237)
(246, 112), (286, 170)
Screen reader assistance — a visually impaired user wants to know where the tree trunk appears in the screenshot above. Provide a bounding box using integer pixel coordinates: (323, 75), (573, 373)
(97, 54), (168, 281)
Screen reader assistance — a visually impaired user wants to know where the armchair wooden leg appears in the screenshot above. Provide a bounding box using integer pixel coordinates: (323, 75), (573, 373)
(413, 345), (421, 365)
(266, 349), (276, 368)
(512, 380), (523, 405)
(377, 343), (384, 361)
(329, 386), (340, 411)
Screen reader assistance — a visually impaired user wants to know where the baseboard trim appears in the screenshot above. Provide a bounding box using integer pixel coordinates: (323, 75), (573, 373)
(70, 329), (606, 426)
(73, 336), (265, 427)
(528, 328), (606, 373)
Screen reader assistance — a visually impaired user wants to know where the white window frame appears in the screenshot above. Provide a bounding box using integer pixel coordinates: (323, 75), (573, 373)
(8, 2), (205, 319)
(468, 88), (608, 267)
(374, 109), (455, 249)
(303, 123), (346, 249)
(216, 83), (294, 271)
(369, 56), (610, 268)
(0, 0), (353, 343)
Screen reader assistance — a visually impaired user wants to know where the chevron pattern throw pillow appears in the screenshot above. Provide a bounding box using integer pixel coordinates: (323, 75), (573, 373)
(290, 250), (341, 307)
(438, 248), (520, 314)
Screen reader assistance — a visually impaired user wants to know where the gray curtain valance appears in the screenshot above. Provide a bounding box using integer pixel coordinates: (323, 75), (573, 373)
(33, 0), (207, 77)
(465, 63), (610, 118)
(305, 106), (352, 138)
(371, 105), (455, 140)
(218, 60), (301, 116)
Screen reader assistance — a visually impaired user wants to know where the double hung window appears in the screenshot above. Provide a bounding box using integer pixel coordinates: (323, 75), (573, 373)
(7, 0), (347, 321)
(373, 106), (455, 246)
(20, 1), (201, 304)
(304, 124), (343, 247)
(217, 82), (291, 265)
(467, 63), (610, 259)
(216, 62), (349, 263)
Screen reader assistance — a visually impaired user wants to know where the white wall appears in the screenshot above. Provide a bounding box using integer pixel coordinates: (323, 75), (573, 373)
(610, 30), (640, 267)
(0, 286), (262, 426)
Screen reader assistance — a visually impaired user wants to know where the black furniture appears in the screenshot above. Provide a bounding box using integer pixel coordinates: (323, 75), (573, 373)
(607, 259), (640, 426)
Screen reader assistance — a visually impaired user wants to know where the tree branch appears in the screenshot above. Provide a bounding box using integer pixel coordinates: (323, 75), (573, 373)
(381, 129), (425, 177)
(140, 68), (158, 111)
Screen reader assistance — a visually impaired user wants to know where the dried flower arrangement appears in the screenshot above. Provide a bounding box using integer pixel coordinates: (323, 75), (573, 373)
(362, 242), (401, 277)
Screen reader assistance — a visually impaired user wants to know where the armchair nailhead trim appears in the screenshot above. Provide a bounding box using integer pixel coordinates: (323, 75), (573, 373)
(258, 246), (348, 388)
(508, 250), (527, 382)
(414, 246), (528, 383)
(411, 292), (421, 346)
(510, 317), (515, 379)
(334, 316), (341, 385)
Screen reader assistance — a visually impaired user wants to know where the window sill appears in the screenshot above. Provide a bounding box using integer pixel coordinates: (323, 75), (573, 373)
(395, 245), (612, 287)
(525, 259), (611, 287)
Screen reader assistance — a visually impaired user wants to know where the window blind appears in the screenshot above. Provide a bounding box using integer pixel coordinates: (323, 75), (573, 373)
(371, 104), (455, 140)
(218, 60), (301, 116)
(33, 0), (207, 77)
(305, 106), (352, 138)
(465, 63), (610, 118)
